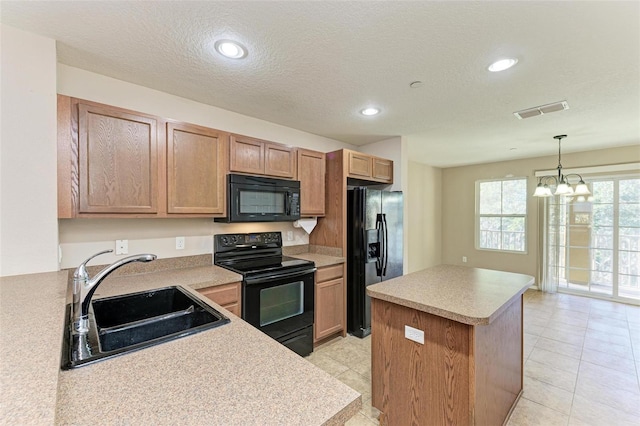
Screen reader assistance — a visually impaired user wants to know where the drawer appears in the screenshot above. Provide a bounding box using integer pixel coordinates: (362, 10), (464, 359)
(198, 282), (241, 306)
(222, 302), (241, 317)
(316, 264), (343, 283)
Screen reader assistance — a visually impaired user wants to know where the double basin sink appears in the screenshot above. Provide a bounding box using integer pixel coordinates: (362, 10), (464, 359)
(62, 286), (229, 369)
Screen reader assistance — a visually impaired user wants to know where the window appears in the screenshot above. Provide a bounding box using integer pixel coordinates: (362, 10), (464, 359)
(476, 178), (527, 252)
(546, 175), (640, 302)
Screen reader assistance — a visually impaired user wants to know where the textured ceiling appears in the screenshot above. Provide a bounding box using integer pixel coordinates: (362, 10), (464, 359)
(2, 1), (639, 167)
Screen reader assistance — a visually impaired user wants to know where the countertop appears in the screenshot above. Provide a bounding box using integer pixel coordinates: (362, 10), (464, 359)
(0, 262), (360, 425)
(290, 252), (345, 268)
(367, 264), (534, 325)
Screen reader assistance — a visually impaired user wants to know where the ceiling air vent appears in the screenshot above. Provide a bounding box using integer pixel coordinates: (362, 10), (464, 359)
(513, 100), (569, 120)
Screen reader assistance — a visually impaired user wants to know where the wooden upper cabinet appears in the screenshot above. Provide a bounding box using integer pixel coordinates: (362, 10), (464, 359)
(230, 134), (296, 178)
(372, 157), (393, 183)
(58, 96), (232, 218)
(297, 148), (326, 216)
(265, 142), (296, 178)
(78, 103), (158, 214)
(347, 151), (373, 179)
(346, 149), (393, 184)
(167, 122), (229, 214)
(229, 134), (264, 175)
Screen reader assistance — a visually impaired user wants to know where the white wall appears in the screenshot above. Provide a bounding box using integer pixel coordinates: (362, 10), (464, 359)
(441, 145), (640, 280)
(406, 161), (442, 273)
(58, 64), (351, 152)
(55, 65), (356, 269)
(0, 25), (58, 276)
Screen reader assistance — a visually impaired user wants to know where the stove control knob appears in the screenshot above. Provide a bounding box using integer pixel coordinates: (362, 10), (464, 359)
(220, 236), (229, 245)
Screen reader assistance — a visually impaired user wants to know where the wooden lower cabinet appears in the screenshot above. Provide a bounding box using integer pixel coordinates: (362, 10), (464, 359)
(197, 282), (242, 317)
(314, 264), (345, 343)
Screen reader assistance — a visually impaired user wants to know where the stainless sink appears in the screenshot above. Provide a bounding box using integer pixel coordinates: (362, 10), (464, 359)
(62, 286), (229, 369)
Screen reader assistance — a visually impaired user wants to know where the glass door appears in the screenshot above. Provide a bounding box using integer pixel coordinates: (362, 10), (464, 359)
(546, 176), (640, 303)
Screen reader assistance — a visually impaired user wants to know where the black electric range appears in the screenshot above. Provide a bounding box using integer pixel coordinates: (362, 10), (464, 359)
(214, 232), (316, 356)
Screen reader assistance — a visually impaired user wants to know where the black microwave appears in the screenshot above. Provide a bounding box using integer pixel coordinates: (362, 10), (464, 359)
(215, 174), (301, 222)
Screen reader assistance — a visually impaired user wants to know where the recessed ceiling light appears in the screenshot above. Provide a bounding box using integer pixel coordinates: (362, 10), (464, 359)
(214, 40), (247, 59)
(361, 107), (380, 116)
(488, 58), (518, 72)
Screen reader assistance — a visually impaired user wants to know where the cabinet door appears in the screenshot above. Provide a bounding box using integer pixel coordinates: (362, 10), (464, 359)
(297, 148), (325, 216)
(167, 123), (229, 214)
(197, 282), (242, 317)
(315, 277), (344, 341)
(265, 143), (296, 178)
(230, 134), (264, 175)
(372, 157), (393, 183)
(347, 151), (372, 179)
(78, 103), (158, 213)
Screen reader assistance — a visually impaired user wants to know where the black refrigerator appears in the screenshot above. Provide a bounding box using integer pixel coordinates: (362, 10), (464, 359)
(347, 187), (403, 338)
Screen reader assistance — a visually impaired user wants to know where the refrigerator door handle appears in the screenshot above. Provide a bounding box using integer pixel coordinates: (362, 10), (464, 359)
(375, 214), (383, 276)
(382, 213), (389, 276)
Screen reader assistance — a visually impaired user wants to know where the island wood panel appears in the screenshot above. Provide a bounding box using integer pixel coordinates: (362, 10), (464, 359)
(78, 103), (159, 214)
(229, 134), (265, 175)
(372, 299), (470, 426)
(471, 298), (523, 426)
(167, 122), (228, 214)
(297, 148), (326, 216)
(372, 295), (524, 426)
(264, 142), (296, 178)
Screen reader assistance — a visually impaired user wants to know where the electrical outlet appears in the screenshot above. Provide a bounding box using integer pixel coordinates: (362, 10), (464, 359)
(404, 325), (424, 344)
(462, 256), (467, 263)
(286, 231), (294, 241)
(176, 236), (185, 250)
(115, 240), (128, 255)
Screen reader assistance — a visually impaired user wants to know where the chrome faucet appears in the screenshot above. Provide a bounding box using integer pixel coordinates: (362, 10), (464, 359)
(72, 250), (157, 334)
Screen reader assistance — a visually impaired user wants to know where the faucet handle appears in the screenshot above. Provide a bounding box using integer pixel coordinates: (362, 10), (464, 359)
(74, 249), (113, 279)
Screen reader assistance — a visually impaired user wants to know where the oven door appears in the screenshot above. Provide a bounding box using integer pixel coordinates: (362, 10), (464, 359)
(243, 268), (315, 355)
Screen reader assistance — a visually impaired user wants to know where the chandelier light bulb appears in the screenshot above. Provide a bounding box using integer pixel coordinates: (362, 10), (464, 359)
(554, 182), (571, 196)
(574, 182), (591, 195)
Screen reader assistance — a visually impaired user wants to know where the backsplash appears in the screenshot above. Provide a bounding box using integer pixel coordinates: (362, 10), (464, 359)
(58, 219), (311, 269)
(69, 254), (214, 278)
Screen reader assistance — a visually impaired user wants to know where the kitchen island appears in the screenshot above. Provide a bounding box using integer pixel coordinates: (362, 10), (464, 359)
(0, 262), (360, 425)
(367, 264), (534, 426)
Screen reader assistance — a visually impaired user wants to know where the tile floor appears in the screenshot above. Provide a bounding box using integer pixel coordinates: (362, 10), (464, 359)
(305, 290), (640, 425)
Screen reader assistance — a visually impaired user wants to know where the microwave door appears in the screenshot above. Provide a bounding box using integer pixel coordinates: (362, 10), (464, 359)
(215, 174), (301, 223)
(241, 186), (275, 221)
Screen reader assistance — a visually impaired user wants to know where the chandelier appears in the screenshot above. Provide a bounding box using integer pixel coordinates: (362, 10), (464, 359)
(533, 135), (592, 199)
